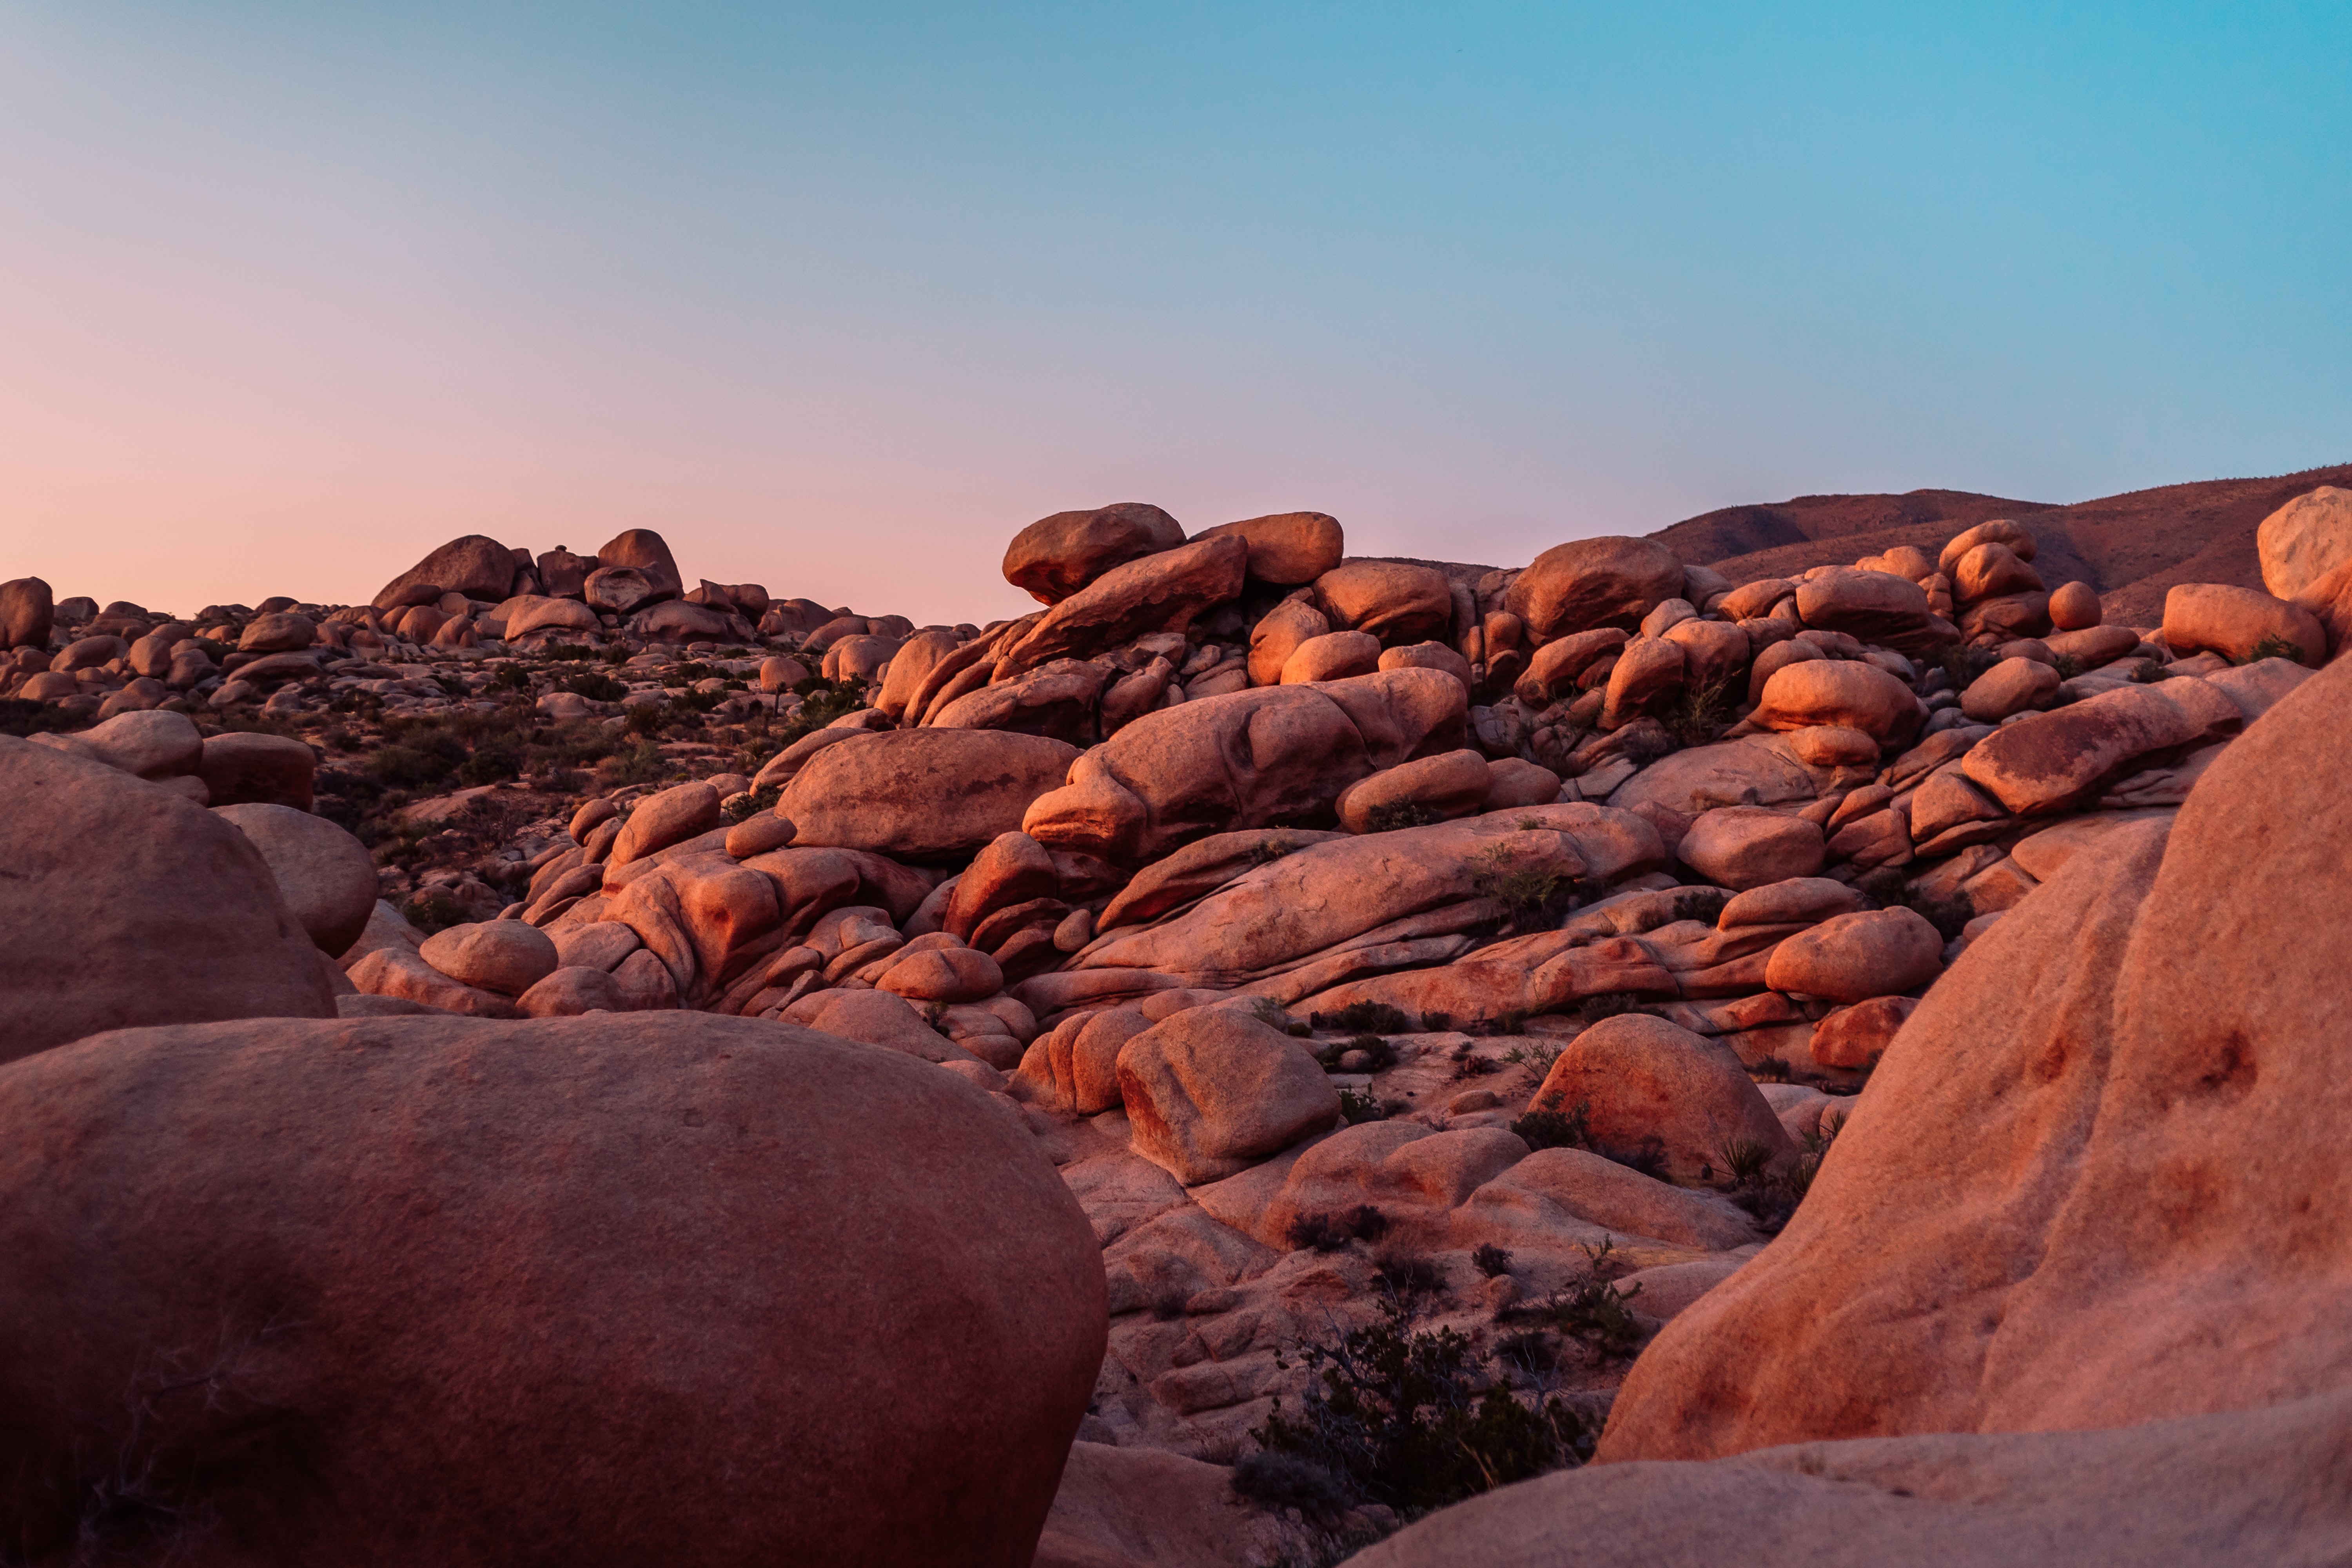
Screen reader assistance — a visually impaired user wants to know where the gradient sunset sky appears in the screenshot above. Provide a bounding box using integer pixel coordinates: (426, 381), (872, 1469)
(4, 3), (2346, 626)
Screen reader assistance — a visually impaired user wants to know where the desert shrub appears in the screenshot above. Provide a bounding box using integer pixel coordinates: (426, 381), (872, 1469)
(1553, 1274), (1646, 1360)
(1665, 677), (1737, 748)
(1247, 834), (1298, 866)
(1374, 1254), (1448, 1304)
(541, 641), (594, 661)
(1483, 1008), (1530, 1036)
(1365, 800), (1445, 833)
(487, 664), (532, 692)
(368, 733), (468, 791)
(1472, 1243), (1514, 1279)
(1577, 992), (1641, 1025)
(1343, 1205), (1390, 1243)
(1250, 997), (1295, 1030)
(2051, 652), (2084, 679)
(1500, 1039), (1563, 1083)
(1254, 1299), (1589, 1515)
(1749, 1054), (1792, 1083)
(1230, 1450), (1352, 1519)
(2245, 632), (2306, 664)
(0, 697), (82, 737)
(723, 782), (782, 822)
(1337, 1088), (1387, 1126)
(1312, 1001), (1412, 1035)
(1468, 844), (1577, 929)
(599, 739), (668, 785)
(1939, 645), (1999, 690)
(1509, 1094), (1592, 1152)
(771, 675), (868, 749)
(2130, 657), (2174, 683)
(564, 670), (626, 701)
(1671, 887), (1731, 925)
(1716, 1134), (1774, 1188)
(1419, 1010), (1453, 1033)
(401, 891), (468, 934)
(456, 740), (522, 787)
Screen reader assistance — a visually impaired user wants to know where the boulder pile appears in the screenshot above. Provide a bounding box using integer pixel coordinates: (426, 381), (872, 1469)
(4, 478), (2347, 1563)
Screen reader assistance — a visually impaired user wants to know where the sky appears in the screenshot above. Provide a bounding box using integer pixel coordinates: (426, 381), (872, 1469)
(1, 2), (2346, 626)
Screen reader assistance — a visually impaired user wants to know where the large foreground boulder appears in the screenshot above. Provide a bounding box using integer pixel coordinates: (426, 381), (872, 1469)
(0, 1013), (1106, 1566)
(0, 737), (334, 1063)
(1354, 1389), (2352, 1567)
(781, 729), (1080, 860)
(1600, 648), (2352, 1459)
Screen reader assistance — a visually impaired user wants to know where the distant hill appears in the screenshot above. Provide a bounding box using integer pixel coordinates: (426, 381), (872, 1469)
(1650, 463), (2352, 627)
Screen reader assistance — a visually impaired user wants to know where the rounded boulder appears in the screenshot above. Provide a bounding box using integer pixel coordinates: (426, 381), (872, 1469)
(1281, 629), (1382, 684)
(1530, 1012), (1791, 1185)
(0, 1013), (1106, 1566)
(1961, 656), (2062, 722)
(1675, 807), (1826, 891)
(1751, 660), (1923, 742)
(1505, 537), (1686, 641)
(878, 945), (1005, 1004)
(782, 729), (1082, 862)
(2256, 485), (2352, 601)
(609, 781), (723, 867)
(2047, 581), (2103, 631)
(1116, 1009), (1340, 1185)
(419, 920), (561, 997)
(214, 803), (381, 956)
(1004, 502), (1185, 605)
(1190, 511), (1344, 585)
(1313, 560), (1455, 645)
(1336, 748), (1494, 833)
(1764, 906), (1945, 1003)
(2161, 582), (2324, 666)
(0, 737), (333, 1063)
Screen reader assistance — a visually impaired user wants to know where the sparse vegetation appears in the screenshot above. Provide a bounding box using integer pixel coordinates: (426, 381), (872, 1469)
(1253, 1297), (1591, 1518)
(1508, 1094), (1591, 1152)
(1311, 1001), (1412, 1035)
(1337, 1088), (1388, 1125)
(1665, 676), (1737, 747)
(1472, 1243), (1514, 1279)
(1577, 992), (1641, 1025)
(2131, 657), (2175, 683)
(2245, 632), (2306, 665)
(1365, 800), (1445, 833)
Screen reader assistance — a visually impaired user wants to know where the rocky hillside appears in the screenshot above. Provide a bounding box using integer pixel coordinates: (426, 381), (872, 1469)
(2, 478), (2350, 1564)
(1653, 462), (2352, 628)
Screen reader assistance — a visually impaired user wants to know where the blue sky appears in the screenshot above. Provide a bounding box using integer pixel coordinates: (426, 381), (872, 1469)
(2, 2), (2346, 622)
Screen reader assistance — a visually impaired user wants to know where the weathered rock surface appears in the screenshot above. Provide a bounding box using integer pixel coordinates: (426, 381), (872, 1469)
(1, 738), (334, 1063)
(1117, 1007), (1339, 1183)
(784, 729), (1080, 861)
(1022, 669), (1466, 865)
(1189, 511), (1345, 586)
(0, 1013), (1106, 1566)
(1506, 537), (1686, 640)
(2256, 485), (2352, 600)
(372, 534), (517, 609)
(214, 802), (380, 957)
(1601, 650), (2352, 1460)
(996, 536), (1246, 676)
(1356, 1390), (2352, 1567)
(1005, 503), (1187, 604)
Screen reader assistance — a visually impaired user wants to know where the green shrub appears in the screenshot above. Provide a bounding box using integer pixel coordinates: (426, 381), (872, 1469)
(1419, 1011), (1453, 1033)
(1311, 1001), (1412, 1035)
(622, 704), (665, 736)
(600, 739), (667, 785)
(723, 782), (781, 821)
(1577, 992), (1640, 1024)
(401, 891), (468, 934)
(1665, 676), (1737, 747)
(2245, 632), (2306, 665)
(1365, 800), (1444, 833)
(1254, 1299), (1589, 1515)
(456, 742), (522, 787)
(1337, 1088), (1387, 1125)
(1509, 1095), (1591, 1152)
(564, 670), (626, 701)
(1553, 1274), (1646, 1360)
